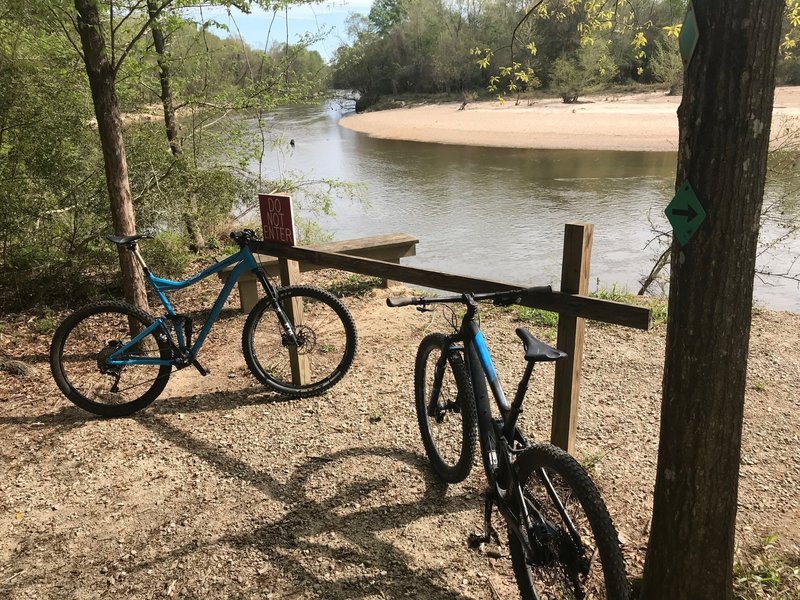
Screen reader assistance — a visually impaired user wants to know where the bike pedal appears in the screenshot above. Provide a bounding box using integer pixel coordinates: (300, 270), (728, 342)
(467, 533), (489, 549)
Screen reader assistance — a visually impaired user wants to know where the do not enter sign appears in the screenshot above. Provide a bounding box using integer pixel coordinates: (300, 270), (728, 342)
(258, 193), (297, 246)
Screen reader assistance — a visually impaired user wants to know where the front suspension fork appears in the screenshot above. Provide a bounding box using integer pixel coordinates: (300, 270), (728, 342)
(255, 269), (299, 342)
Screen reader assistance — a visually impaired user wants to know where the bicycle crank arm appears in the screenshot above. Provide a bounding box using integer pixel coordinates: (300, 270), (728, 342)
(192, 359), (209, 376)
(468, 490), (500, 548)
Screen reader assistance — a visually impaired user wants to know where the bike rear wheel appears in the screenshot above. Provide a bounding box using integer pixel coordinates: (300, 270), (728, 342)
(414, 333), (478, 483)
(242, 285), (357, 397)
(49, 301), (172, 417)
(509, 443), (629, 599)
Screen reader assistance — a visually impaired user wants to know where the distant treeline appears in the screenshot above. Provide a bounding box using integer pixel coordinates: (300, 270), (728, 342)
(329, 0), (800, 109)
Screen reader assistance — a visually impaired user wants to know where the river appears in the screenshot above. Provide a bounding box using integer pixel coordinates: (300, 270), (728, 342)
(253, 101), (800, 311)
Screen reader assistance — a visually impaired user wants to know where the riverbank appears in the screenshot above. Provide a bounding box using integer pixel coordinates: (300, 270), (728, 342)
(339, 87), (800, 152)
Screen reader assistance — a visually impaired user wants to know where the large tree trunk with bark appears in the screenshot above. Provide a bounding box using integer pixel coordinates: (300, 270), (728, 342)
(74, 0), (149, 312)
(641, 2), (784, 598)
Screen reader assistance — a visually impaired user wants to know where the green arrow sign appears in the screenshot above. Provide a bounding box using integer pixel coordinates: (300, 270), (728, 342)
(665, 180), (706, 246)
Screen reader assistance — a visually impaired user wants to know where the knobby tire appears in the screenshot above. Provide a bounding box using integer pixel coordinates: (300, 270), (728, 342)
(508, 443), (629, 600)
(242, 285), (357, 397)
(49, 301), (172, 417)
(414, 333), (478, 483)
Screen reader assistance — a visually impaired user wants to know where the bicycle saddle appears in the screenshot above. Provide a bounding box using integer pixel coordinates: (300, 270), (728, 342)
(105, 234), (153, 246)
(515, 328), (568, 362)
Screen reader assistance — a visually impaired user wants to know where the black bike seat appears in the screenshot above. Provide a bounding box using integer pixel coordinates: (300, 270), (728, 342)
(515, 328), (568, 362)
(106, 234), (153, 245)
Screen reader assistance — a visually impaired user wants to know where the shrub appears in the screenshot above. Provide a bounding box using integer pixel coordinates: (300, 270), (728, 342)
(145, 231), (192, 279)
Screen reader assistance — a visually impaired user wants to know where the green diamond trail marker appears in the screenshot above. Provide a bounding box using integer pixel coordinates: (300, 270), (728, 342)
(666, 180), (706, 246)
(679, 3), (699, 67)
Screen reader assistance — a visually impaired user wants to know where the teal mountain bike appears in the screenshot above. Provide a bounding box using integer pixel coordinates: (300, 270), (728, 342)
(50, 230), (357, 417)
(389, 288), (628, 599)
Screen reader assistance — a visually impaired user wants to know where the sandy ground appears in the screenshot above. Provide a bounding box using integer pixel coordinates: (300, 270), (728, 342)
(339, 87), (800, 152)
(0, 273), (798, 599)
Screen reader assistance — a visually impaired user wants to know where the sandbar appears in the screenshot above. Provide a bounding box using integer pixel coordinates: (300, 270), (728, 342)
(339, 87), (800, 152)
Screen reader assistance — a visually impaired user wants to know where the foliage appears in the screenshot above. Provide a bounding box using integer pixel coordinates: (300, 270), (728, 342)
(0, 1), (344, 310)
(649, 35), (683, 95)
(369, 0), (408, 35)
(331, 0), (489, 105)
(0, 7), (112, 308)
(144, 231), (193, 279)
(331, 0), (691, 102)
(550, 55), (582, 103)
(549, 41), (617, 103)
(734, 536), (800, 599)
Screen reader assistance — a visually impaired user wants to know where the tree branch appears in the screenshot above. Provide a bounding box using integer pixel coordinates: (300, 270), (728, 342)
(510, 0), (546, 67)
(46, 4), (85, 60)
(113, 0), (174, 74)
(112, 0), (148, 37)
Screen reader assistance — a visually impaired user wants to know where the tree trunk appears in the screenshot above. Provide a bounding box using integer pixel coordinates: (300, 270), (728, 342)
(74, 0), (149, 313)
(146, 0), (181, 157)
(641, 2), (784, 598)
(146, 2), (204, 252)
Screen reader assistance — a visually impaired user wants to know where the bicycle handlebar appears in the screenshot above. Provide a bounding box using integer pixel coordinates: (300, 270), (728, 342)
(230, 229), (258, 246)
(386, 285), (552, 308)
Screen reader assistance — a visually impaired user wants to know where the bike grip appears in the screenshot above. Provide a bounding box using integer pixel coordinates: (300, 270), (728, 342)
(524, 285), (552, 294)
(386, 296), (414, 307)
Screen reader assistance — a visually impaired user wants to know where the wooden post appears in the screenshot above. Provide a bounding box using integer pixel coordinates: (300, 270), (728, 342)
(238, 280), (260, 313)
(382, 258), (400, 288)
(278, 258), (311, 385)
(551, 223), (593, 453)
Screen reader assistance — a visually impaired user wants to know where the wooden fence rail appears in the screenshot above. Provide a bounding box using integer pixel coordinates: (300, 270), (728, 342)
(221, 233), (419, 312)
(250, 223), (650, 453)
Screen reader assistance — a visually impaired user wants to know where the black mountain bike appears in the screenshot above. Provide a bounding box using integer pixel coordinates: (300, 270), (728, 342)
(388, 287), (629, 599)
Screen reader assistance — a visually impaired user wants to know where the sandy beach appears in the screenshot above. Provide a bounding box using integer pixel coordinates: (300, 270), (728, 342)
(340, 87), (800, 152)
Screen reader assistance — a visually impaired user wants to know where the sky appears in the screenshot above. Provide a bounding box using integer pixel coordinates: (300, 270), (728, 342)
(194, 0), (374, 61)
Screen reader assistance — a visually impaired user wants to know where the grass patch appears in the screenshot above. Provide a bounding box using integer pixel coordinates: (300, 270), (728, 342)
(592, 283), (634, 303)
(325, 274), (384, 298)
(580, 450), (608, 475)
(513, 306), (559, 328)
(648, 299), (669, 328)
(592, 284), (668, 328)
(734, 536), (800, 599)
(509, 305), (559, 340)
(32, 311), (58, 335)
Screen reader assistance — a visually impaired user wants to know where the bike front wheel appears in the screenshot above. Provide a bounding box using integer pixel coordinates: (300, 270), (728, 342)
(509, 443), (629, 599)
(414, 333), (478, 483)
(242, 285), (357, 397)
(49, 301), (172, 417)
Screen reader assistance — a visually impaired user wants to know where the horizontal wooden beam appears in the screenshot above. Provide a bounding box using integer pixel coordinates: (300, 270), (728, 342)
(250, 240), (651, 330)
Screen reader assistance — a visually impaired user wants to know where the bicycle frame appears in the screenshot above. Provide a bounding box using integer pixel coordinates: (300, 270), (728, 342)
(444, 296), (578, 566)
(107, 244), (281, 368)
(444, 298), (529, 467)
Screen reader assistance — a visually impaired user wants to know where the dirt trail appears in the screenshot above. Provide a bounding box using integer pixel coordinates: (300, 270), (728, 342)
(0, 278), (798, 598)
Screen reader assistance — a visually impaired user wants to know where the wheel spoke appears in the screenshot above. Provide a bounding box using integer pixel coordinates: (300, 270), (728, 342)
(508, 444), (628, 600)
(242, 285), (357, 396)
(50, 302), (172, 416)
